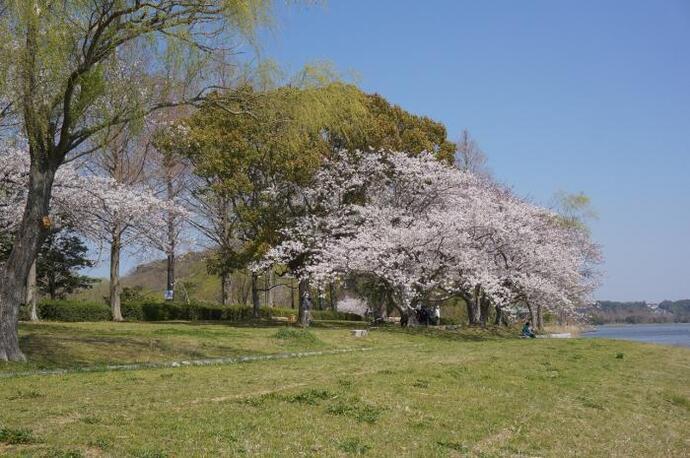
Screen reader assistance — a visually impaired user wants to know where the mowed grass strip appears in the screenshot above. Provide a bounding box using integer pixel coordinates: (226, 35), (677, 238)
(0, 323), (688, 457)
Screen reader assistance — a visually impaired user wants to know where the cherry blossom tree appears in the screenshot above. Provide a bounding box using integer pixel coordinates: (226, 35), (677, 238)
(149, 119), (194, 302)
(1, 145), (187, 321)
(1, 146), (107, 319)
(258, 150), (601, 327)
(77, 180), (187, 321)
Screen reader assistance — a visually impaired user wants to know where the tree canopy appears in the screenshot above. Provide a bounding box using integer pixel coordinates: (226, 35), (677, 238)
(166, 83), (457, 297)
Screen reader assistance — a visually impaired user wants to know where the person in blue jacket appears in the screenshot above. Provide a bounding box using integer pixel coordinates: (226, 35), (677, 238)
(522, 321), (536, 338)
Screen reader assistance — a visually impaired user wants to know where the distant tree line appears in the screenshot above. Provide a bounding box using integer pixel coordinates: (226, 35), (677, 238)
(591, 300), (690, 324)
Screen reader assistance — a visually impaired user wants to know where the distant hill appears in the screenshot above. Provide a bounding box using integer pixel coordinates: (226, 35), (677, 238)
(591, 300), (690, 324)
(72, 251), (297, 307)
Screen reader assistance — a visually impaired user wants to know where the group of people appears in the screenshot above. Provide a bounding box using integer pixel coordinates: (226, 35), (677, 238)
(368, 303), (539, 336)
(416, 304), (441, 326)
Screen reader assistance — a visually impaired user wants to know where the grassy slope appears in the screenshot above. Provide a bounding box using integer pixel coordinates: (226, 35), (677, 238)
(73, 252), (223, 303)
(0, 323), (688, 457)
(74, 251), (299, 306)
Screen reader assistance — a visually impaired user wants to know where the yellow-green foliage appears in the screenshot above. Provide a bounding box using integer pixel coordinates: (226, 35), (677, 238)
(0, 0), (277, 155)
(168, 82), (456, 276)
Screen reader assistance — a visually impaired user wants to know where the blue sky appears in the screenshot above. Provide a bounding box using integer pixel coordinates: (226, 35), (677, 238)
(99, 0), (690, 302)
(255, 0), (690, 302)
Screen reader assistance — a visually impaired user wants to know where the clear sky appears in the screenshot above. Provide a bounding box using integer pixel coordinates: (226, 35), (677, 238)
(95, 0), (690, 303)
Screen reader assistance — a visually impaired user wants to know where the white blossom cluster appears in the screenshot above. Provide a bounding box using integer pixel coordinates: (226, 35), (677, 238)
(0, 146), (187, 252)
(259, 150), (602, 318)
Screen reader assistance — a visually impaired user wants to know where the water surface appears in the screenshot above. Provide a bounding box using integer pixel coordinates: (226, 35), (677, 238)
(583, 323), (690, 348)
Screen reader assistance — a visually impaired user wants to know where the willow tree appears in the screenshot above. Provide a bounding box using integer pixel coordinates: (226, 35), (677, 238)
(0, 1), (275, 361)
(176, 82), (455, 323)
(173, 82), (368, 317)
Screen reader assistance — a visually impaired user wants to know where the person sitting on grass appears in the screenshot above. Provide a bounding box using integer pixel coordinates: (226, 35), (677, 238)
(522, 321), (536, 338)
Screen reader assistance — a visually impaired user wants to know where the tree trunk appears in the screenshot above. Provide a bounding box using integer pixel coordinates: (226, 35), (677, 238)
(398, 290), (418, 328)
(496, 305), (510, 326)
(291, 278), (296, 309)
(475, 286), (485, 326)
(266, 270), (274, 308)
(329, 283), (336, 310)
(494, 304), (501, 325)
(298, 278), (311, 327)
(399, 307), (410, 327)
(479, 291), (491, 327)
(110, 230), (123, 322)
(220, 272), (231, 305)
(536, 303), (544, 332)
(526, 301), (536, 327)
(48, 271), (56, 300)
(166, 250), (175, 301)
(0, 161), (56, 361)
(26, 260), (39, 321)
(165, 174), (175, 301)
(251, 272), (260, 319)
(464, 290), (480, 326)
(400, 305), (420, 327)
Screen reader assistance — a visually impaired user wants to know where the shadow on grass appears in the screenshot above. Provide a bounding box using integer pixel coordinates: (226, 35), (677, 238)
(17, 334), (83, 368)
(16, 334), (181, 369)
(132, 319), (365, 330)
(10, 319), (358, 371)
(132, 319), (286, 329)
(374, 324), (520, 342)
(12, 333), (267, 371)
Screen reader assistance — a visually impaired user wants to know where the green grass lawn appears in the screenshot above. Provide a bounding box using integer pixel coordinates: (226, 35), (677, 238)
(1, 322), (688, 457)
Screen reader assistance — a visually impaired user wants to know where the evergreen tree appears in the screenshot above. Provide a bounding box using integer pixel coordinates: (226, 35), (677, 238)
(35, 230), (96, 300)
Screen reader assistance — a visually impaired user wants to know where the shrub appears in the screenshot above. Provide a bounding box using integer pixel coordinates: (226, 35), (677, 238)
(37, 300), (111, 322)
(121, 286), (147, 303)
(137, 301), (273, 321)
(270, 307), (298, 319)
(27, 299), (365, 323)
(121, 300), (280, 322)
(121, 301), (144, 321)
(311, 309), (364, 321)
(269, 307), (363, 321)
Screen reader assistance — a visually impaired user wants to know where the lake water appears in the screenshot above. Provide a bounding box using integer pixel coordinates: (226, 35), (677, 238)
(583, 323), (690, 348)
